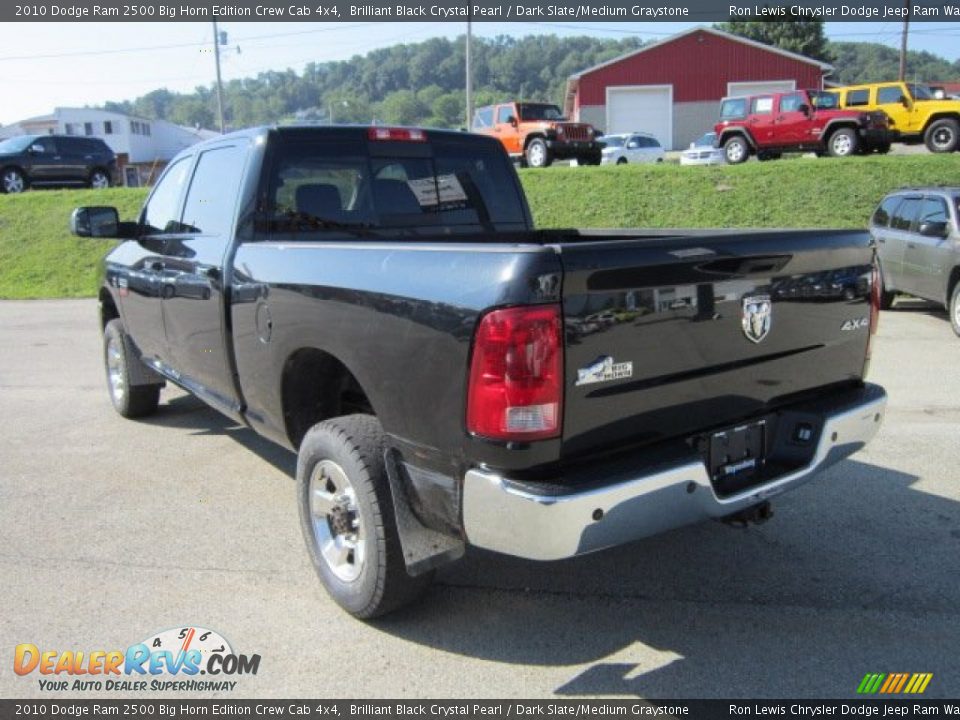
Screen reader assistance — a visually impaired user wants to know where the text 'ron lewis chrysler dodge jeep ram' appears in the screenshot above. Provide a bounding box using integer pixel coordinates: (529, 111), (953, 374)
(72, 125), (887, 618)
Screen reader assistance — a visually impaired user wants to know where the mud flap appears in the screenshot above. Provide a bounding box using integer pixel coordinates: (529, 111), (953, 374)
(384, 448), (465, 577)
(121, 333), (166, 387)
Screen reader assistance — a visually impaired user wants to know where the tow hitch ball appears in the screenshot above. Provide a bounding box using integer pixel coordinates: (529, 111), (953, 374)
(721, 501), (774, 528)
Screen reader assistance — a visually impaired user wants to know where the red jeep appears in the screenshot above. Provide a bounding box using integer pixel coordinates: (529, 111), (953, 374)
(714, 89), (892, 164)
(472, 101), (602, 168)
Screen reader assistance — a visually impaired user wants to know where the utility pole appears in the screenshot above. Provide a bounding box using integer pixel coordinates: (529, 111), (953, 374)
(212, 20), (226, 133)
(899, 0), (911, 81)
(465, 17), (473, 129)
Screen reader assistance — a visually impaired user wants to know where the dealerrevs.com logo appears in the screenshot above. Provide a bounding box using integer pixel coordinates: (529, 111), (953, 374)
(14, 626), (260, 692)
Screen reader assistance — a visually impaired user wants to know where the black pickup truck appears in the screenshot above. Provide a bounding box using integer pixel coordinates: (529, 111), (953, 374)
(72, 126), (887, 618)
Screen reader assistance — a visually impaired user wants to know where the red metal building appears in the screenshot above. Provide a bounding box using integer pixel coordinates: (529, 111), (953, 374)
(565, 26), (833, 150)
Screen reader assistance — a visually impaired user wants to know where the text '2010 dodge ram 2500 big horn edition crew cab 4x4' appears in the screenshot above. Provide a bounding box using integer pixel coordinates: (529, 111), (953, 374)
(72, 126), (887, 618)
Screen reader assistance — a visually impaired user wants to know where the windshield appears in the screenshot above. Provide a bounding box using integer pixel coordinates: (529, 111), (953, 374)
(602, 136), (625, 148)
(517, 104), (564, 121)
(0, 136), (37, 154)
(907, 83), (935, 101)
(259, 135), (527, 238)
(809, 91), (839, 110)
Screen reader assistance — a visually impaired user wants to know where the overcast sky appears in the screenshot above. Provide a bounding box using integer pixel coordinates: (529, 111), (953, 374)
(1, 21), (958, 126)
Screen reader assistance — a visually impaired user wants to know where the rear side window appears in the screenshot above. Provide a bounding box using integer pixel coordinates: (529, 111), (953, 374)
(260, 135), (527, 238)
(720, 98), (747, 120)
(473, 107), (494, 130)
(751, 97), (774, 114)
(872, 196), (902, 227)
(890, 197), (921, 231)
(877, 86), (903, 105)
(181, 145), (247, 236)
(846, 89), (870, 107)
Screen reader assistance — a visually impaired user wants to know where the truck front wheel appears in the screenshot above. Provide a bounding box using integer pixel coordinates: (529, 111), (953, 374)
(525, 138), (552, 168)
(723, 136), (749, 164)
(924, 118), (960, 153)
(103, 320), (161, 418)
(296, 414), (432, 618)
(827, 128), (859, 157)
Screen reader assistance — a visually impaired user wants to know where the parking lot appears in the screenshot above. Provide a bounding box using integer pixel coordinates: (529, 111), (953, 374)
(1, 298), (958, 699)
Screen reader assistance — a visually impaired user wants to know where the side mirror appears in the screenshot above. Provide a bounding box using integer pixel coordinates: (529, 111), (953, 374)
(70, 206), (120, 238)
(918, 220), (948, 238)
(798, 103), (811, 116)
(29, 144), (45, 154)
(900, 95), (911, 108)
(627, 141), (639, 149)
(507, 116), (518, 127)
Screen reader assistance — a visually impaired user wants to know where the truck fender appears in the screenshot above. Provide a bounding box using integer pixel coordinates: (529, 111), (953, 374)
(820, 119), (857, 139)
(718, 128), (756, 150)
(384, 448), (465, 576)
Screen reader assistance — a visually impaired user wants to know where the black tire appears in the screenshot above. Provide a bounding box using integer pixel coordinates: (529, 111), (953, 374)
(1, 166), (27, 194)
(924, 118), (960, 154)
(525, 138), (551, 168)
(723, 136), (749, 164)
(827, 127), (859, 158)
(103, 319), (160, 418)
(89, 168), (111, 189)
(297, 414), (432, 619)
(878, 268), (895, 310)
(949, 282), (960, 337)
(616, 157), (627, 165)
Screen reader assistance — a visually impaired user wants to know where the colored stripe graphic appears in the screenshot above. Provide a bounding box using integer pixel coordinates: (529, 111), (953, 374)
(858, 673), (932, 694)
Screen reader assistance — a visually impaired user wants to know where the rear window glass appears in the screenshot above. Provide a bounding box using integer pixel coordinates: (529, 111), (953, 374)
(259, 136), (527, 238)
(720, 98), (747, 120)
(751, 97), (774, 114)
(472, 107), (494, 129)
(846, 89), (870, 106)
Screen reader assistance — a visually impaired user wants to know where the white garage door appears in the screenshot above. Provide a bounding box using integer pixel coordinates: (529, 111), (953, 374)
(606, 85), (673, 150)
(726, 80), (796, 98)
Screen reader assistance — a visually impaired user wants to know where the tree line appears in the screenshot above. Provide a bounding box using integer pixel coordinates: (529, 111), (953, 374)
(101, 28), (960, 131)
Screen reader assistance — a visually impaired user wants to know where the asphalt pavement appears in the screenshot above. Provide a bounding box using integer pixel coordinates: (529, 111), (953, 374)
(0, 298), (957, 699)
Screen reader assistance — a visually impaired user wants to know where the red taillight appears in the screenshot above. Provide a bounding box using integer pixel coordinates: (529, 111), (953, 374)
(367, 127), (427, 142)
(467, 304), (563, 441)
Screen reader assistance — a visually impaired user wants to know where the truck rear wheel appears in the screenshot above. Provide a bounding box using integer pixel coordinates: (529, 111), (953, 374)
(924, 118), (960, 154)
(950, 282), (960, 337)
(827, 128), (859, 157)
(103, 319), (161, 418)
(723, 136), (749, 164)
(296, 414), (432, 618)
(525, 138), (552, 168)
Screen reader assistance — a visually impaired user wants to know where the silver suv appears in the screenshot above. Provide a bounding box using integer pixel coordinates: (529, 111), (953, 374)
(870, 187), (960, 336)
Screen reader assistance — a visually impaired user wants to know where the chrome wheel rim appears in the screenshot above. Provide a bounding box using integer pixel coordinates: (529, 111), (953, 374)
(91, 172), (109, 189)
(528, 143), (546, 167)
(3, 170), (24, 193)
(106, 334), (125, 404)
(726, 142), (744, 162)
(309, 459), (365, 582)
(953, 293), (960, 328)
(933, 127), (954, 150)
(833, 134), (853, 156)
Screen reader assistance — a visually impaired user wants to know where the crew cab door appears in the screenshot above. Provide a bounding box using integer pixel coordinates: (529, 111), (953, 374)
(119, 156), (193, 364)
(494, 104), (521, 154)
(159, 142), (249, 418)
(24, 137), (63, 181)
(906, 195), (953, 303)
(887, 195), (923, 295)
(875, 84), (919, 135)
(774, 92), (810, 144)
(747, 96), (777, 146)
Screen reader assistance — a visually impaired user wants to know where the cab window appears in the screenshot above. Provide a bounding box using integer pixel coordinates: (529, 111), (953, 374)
(919, 197), (948, 226)
(846, 89), (870, 107)
(472, 107), (493, 130)
(779, 93), (805, 113)
(751, 97), (774, 115)
(877, 86), (904, 105)
(141, 157), (192, 235)
(496, 105), (514, 124)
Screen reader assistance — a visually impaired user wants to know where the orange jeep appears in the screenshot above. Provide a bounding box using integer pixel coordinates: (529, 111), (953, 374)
(471, 101), (602, 168)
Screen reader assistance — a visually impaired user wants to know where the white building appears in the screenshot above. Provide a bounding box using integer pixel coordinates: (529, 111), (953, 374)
(0, 107), (218, 186)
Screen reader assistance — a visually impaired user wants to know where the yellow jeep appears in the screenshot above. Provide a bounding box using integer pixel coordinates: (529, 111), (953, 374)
(829, 81), (960, 153)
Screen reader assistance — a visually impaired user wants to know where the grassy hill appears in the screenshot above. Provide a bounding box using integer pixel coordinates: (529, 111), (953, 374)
(0, 154), (956, 299)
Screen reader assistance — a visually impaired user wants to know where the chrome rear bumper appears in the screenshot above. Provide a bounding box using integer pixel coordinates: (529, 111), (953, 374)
(462, 384), (886, 561)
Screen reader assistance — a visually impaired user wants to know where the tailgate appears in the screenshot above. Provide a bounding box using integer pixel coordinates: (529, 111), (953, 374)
(556, 229), (874, 458)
